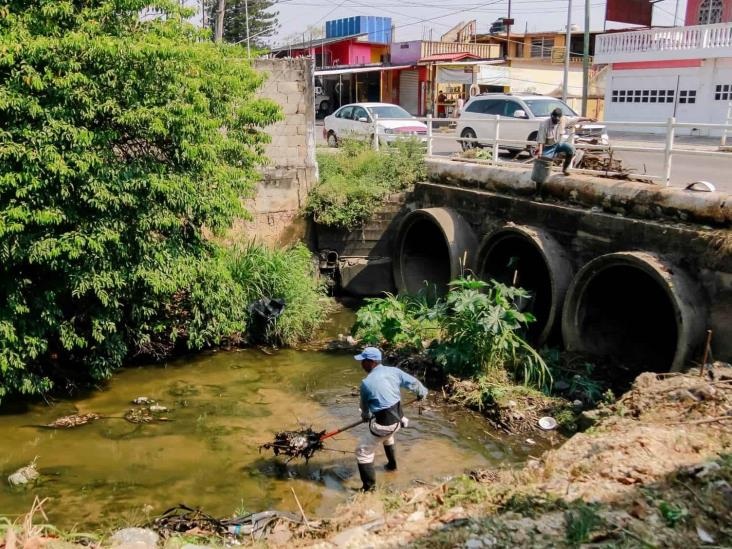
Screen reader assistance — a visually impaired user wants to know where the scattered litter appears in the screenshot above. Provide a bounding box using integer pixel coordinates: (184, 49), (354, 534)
(525, 438), (536, 445)
(132, 397), (155, 405)
(696, 523), (715, 544)
(538, 417), (557, 430)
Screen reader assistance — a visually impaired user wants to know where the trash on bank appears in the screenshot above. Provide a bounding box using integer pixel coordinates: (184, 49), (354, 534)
(8, 458), (40, 487)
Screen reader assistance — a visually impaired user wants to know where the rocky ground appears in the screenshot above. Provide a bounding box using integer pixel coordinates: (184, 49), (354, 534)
(2, 368), (731, 548)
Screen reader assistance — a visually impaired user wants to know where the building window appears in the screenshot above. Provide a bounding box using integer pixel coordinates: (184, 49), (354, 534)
(715, 84), (732, 100)
(611, 89), (676, 103)
(698, 0), (723, 24)
(530, 37), (554, 58)
(679, 90), (696, 104)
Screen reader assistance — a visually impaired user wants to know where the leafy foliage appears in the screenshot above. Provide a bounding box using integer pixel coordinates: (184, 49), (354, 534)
(0, 0), (283, 402)
(307, 139), (426, 230)
(352, 277), (550, 389)
(430, 278), (549, 387)
(225, 242), (329, 346)
(352, 292), (437, 352)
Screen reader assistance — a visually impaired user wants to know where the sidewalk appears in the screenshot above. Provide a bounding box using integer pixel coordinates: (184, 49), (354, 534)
(607, 131), (724, 152)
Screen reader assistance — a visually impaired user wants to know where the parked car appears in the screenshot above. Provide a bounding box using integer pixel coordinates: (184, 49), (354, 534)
(323, 102), (427, 147)
(455, 94), (609, 154)
(314, 84), (331, 116)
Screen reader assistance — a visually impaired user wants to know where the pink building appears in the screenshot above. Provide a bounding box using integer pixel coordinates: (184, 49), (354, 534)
(596, 0), (732, 134)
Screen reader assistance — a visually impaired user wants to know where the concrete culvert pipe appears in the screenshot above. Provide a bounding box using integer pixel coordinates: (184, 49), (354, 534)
(476, 225), (573, 345)
(562, 252), (707, 375)
(393, 208), (478, 296)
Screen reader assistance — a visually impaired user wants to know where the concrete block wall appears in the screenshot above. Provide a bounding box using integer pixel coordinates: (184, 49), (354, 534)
(242, 58), (317, 245)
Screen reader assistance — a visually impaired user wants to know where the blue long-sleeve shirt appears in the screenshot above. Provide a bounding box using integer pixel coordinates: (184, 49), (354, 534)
(360, 365), (428, 419)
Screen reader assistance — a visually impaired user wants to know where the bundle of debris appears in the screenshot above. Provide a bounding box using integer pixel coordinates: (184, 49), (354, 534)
(260, 428), (326, 462)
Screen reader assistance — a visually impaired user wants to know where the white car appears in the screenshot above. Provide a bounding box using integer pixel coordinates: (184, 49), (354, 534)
(456, 94), (609, 154)
(323, 102), (427, 147)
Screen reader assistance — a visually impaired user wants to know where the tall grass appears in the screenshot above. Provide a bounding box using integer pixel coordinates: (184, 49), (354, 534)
(225, 242), (329, 346)
(307, 139), (426, 230)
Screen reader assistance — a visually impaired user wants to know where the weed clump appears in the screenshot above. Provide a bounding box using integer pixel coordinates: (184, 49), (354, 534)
(307, 139), (426, 230)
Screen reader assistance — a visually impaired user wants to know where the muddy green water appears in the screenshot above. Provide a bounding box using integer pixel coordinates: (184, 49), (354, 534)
(0, 346), (546, 529)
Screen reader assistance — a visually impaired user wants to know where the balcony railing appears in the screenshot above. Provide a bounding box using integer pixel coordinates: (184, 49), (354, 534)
(595, 22), (732, 64)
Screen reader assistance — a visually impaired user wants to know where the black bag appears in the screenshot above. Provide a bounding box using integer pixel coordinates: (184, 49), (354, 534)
(247, 297), (286, 343)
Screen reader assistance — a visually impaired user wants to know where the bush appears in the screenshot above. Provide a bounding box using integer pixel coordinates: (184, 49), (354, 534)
(0, 1), (282, 403)
(351, 277), (550, 389)
(226, 242), (329, 346)
(307, 139), (426, 230)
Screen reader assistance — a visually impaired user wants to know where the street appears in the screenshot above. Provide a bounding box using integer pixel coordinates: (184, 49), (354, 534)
(316, 121), (732, 193)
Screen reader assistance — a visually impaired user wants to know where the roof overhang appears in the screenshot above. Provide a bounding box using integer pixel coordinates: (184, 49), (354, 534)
(314, 64), (416, 76)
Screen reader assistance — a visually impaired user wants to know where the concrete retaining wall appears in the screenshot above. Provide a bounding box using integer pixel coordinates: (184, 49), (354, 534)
(237, 58), (317, 246)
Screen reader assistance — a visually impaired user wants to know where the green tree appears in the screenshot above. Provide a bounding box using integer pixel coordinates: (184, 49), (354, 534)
(0, 0), (281, 402)
(208, 0), (279, 47)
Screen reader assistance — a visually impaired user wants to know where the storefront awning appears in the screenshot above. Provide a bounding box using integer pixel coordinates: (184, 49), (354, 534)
(314, 64), (415, 76)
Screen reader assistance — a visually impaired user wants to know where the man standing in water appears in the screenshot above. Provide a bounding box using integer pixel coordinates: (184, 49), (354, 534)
(354, 347), (428, 491)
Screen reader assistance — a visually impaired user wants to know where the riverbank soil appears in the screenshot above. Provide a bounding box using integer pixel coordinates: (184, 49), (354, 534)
(297, 367), (732, 548)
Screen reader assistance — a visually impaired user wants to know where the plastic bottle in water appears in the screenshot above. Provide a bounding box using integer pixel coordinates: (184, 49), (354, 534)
(227, 524), (243, 536)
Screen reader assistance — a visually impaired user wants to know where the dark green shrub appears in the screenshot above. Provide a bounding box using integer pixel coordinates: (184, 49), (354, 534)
(0, 0), (282, 402)
(307, 139), (426, 229)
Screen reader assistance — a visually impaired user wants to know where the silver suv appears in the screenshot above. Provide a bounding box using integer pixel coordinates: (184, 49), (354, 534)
(456, 93), (609, 153)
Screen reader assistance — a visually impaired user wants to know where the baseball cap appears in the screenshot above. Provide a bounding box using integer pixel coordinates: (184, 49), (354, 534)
(354, 347), (382, 361)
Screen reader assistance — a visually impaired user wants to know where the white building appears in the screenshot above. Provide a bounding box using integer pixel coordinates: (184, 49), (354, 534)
(596, 0), (732, 135)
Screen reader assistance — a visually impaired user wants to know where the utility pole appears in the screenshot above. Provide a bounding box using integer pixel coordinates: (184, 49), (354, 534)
(244, 0), (251, 57)
(506, 0), (512, 60)
(214, 0), (225, 42)
(562, 0), (572, 102)
(581, 0), (590, 116)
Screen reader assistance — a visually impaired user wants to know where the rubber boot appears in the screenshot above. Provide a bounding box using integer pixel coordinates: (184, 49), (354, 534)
(384, 444), (397, 471)
(358, 462), (376, 492)
(562, 154), (572, 175)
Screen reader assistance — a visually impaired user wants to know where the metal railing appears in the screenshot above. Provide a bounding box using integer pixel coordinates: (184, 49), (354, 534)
(595, 22), (732, 63)
(367, 114), (732, 187)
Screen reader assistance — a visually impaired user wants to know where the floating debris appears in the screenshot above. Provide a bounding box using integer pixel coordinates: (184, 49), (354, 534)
(46, 413), (100, 429)
(8, 459), (40, 487)
(124, 406), (170, 424)
(260, 428), (325, 462)
(132, 397), (156, 405)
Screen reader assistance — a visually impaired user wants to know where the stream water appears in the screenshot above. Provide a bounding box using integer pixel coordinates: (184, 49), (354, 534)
(0, 315), (549, 529)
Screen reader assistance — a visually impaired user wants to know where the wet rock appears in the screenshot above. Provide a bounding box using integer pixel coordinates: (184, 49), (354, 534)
(331, 526), (369, 547)
(109, 527), (158, 548)
(407, 510), (425, 523)
(8, 462), (39, 486)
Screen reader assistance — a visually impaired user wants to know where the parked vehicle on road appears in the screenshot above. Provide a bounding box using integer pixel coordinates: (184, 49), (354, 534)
(456, 94), (609, 154)
(323, 102), (428, 147)
(315, 84), (331, 116)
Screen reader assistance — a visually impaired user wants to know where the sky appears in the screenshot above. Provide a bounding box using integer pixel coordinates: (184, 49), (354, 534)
(270, 0), (688, 46)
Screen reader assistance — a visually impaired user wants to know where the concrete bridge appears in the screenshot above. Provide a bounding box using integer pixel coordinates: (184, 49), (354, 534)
(315, 158), (732, 374)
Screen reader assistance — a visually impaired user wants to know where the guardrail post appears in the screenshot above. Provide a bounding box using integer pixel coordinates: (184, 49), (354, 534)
(493, 115), (500, 164)
(373, 114), (379, 151)
(427, 114), (433, 156)
(663, 116), (675, 187)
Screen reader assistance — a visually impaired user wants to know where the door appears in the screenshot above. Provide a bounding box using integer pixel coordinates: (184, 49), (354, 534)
(399, 70), (419, 115)
(350, 106), (372, 139)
